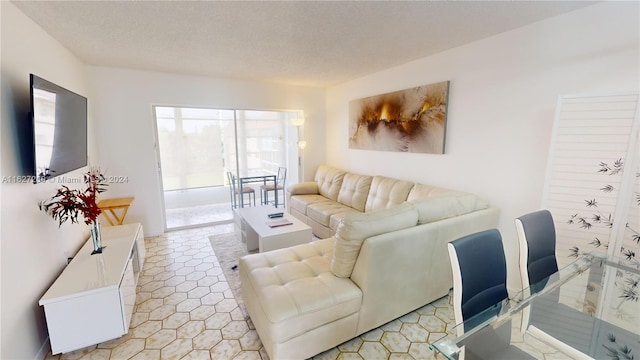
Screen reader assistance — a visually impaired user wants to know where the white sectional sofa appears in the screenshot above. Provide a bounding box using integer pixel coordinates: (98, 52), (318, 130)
(287, 165), (490, 238)
(239, 165), (499, 359)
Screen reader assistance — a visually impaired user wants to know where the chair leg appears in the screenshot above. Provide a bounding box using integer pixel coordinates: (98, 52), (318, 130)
(230, 191), (237, 209)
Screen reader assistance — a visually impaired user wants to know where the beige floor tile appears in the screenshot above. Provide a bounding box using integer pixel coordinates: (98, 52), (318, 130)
(129, 349), (160, 360)
(418, 314), (447, 333)
(214, 298), (238, 312)
(162, 311), (190, 329)
(187, 285), (211, 298)
(177, 320), (205, 339)
(180, 349), (212, 360)
(200, 292), (225, 305)
(389, 353), (414, 360)
(234, 350), (263, 360)
(130, 320), (162, 338)
(78, 349), (111, 360)
(145, 329), (177, 350)
(109, 339), (145, 359)
(205, 312), (233, 329)
(59, 346), (97, 360)
(189, 304), (217, 320)
(239, 329), (262, 351)
(159, 338), (192, 360)
(221, 320), (250, 339)
(193, 329), (223, 350)
(360, 328), (384, 342)
(338, 337), (363, 352)
(163, 292), (187, 305)
(148, 304), (176, 321)
(381, 331), (411, 353)
(338, 352), (364, 360)
(409, 342), (437, 360)
(359, 341), (390, 358)
(175, 298), (201, 312)
(209, 339), (242, 360)
(400, 323), (430, 343)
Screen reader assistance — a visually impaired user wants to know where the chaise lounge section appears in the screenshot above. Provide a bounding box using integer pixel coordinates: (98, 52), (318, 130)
(239, 165), (499, 359)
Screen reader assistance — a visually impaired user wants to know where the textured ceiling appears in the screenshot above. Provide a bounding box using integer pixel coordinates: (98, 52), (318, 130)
(12, 1), (595, 87)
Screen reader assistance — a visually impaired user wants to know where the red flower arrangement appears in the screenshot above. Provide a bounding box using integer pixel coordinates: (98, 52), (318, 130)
(39, 167), (108, 226)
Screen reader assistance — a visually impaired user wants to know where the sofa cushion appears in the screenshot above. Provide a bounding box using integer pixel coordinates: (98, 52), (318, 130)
(406, 183), (445, 201)
(410, 193), (489, 225)
(289, 194), (329, 216)
(331, 203), (419, 277)
(365, 176), (415, 212)
(287, 181), (319, 196)
(315, 165), (346, 201)
(240, 239), (362, 342)
(337, 173), (373, 212)
(307, 200), (359, 227)
(407, 183), (472, 201)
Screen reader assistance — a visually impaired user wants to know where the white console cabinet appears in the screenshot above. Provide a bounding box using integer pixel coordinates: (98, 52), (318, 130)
(39, 223), (145, 354)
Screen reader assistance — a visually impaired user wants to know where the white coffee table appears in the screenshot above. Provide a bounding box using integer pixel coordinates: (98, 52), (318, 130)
(234, 206), (312, 252)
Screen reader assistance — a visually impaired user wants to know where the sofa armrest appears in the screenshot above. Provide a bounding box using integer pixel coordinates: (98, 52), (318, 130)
(287, 181), (319, 195)
(350, 207), (500, 335)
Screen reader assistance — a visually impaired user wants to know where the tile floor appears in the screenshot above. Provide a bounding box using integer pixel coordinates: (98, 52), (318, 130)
(44, 223), (567, 360)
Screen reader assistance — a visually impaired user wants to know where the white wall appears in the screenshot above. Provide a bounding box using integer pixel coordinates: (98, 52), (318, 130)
(88, 67), (326, 236)
(0, 2), (97, 359)
(326, 2), (639, 291)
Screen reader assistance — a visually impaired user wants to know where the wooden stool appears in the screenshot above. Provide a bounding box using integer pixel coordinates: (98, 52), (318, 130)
(97, 197), (135, 226)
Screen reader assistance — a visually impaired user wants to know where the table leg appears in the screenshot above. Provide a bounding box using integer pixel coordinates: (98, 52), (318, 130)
(239, 179), (245, 208)
(102, 211), (116, 226)
(274, 177), (279, 208)
(103, 206), (131, 226)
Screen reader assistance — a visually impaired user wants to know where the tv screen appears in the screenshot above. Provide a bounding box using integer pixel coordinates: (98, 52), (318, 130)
(30, 74), (88, 183)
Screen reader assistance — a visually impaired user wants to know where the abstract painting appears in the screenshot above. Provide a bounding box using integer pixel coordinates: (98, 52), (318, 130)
(349, 81), (449, 154)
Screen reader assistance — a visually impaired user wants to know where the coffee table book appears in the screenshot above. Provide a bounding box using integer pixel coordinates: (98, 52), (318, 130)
(266, 218), (293, 228)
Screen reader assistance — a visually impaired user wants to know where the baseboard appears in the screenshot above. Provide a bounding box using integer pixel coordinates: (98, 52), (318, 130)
(34, 337), (50, 360)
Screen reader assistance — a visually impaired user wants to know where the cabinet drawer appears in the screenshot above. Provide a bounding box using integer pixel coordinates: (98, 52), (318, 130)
(45, 290), (123, 354)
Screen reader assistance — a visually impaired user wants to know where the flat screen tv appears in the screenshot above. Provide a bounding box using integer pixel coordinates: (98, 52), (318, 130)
(30, 74), (88, 183)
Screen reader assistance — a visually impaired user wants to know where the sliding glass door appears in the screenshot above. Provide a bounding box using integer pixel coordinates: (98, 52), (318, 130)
(154, 106), (300, 230)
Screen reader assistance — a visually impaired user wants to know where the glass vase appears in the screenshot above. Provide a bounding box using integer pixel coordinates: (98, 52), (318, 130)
(90, 219), (103, 254)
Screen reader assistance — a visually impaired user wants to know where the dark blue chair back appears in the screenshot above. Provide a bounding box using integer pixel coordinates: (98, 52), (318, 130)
(448, 229), (508, 331)
(515, 210), (558, 292)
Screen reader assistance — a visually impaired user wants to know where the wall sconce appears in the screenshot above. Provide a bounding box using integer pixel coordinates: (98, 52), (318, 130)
(297, 140), (307, 150)
(291, 117), (305, 127)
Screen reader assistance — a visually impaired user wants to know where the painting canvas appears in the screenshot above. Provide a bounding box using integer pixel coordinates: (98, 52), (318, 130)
(349, 81), (449, 154)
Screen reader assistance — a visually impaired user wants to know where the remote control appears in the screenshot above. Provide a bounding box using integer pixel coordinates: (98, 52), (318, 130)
(268, 212), (284, 218)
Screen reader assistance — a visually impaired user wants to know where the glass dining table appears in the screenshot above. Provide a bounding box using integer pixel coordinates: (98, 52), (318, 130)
(430, 253), (640, 359)
(235, 173), (278, 208)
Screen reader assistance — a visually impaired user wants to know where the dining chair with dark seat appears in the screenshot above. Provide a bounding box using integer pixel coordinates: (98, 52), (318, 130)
(447, 229), (531, 360)
(515, 209), (558, 293)
(227, 171), (255, 208)
(447, 228), (509, 336)
(514, 209), (561, 336)
(260, 167), (286, 208)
